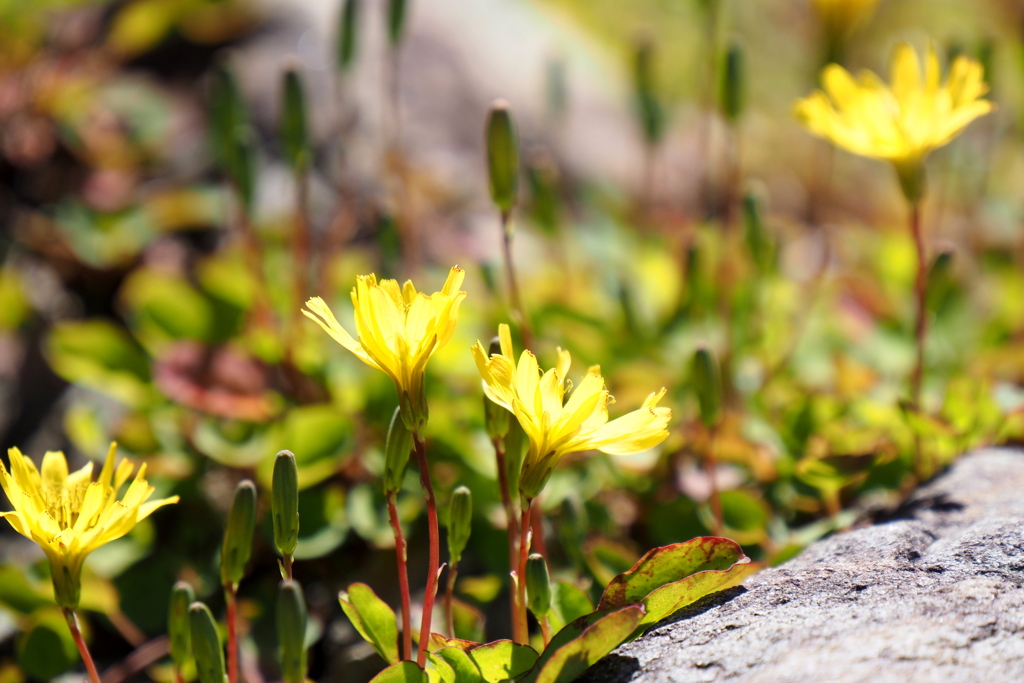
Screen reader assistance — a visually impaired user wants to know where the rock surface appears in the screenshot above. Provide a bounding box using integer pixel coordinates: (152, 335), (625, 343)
(581, 448), (1024, 683)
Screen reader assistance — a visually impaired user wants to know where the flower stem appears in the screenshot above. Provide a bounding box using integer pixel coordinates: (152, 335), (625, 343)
(445, 561), (459, 639)
(500, 210), (533, 350)
(909, 200), (927, 410)
(539, 615), (552, 647)
(413, 434), (440, 666)
(63, 609), (100, 683)
(386, 491), (413, 660)
(492, 437), (520, 637)
(283, 554), (294, 581)
(225, 584), (239, 683)
(514, 501), (533, 645)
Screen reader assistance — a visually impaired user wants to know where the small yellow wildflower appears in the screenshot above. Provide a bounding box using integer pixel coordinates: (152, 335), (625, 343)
(810, 0), (881, 42)
(304, 266), (467, 431)
(473, 324), (671, 500)
(795, 44), (993, 200)
(0, 443), (178, 609)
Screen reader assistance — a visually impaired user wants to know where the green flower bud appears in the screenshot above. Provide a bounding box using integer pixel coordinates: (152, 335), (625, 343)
(189, 602), (227, 683)
(277, 580), (308, 683)
(383, 407), (413, 494)
(743, 192), (773, 274)
(926, 247), (955, 314)
(337, 0), (360, 71)
(387, 0), (408, 47)
(447, 486), (473, 565)
(220, 480), (257, 589)
(692, 347), (722, 429)
(169, 581), (194, 671)
(526, 553), (551, 617)
(486, 100), (520, 217)
(208, 63), (248, 174)
(232, 129), (258, 216)
(272, 450), (300, 558)
(719, 42), (745, 122)
(483, 338), (510, 440)
(281, 66), (310, 172)
(633, 35), (665, 146)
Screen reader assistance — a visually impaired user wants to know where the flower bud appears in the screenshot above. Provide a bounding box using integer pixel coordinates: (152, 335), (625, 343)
(189, 602), (227, 683)
(208, 63), (247, 173)
(526, 553), (551, 617)
(221, 480), (257, 589)
(719, 42), (745, 122)
(383, 407), (413, 494)
(232, 129), (258, 216)
(486, 100), (520, 218)
(272, 451), (300, 558)
(386, 0), (408, 47)
(281, 66), (310, 172)
(743, 192), (773, 274)
(169, 581), (194, 671)
(447, 486), (473, 565)
(277, 580), (308, 683)
(926, 247), (955, 314)
(337, 0), (360, 71)
(633, 34), (664, 146)
(483, 338), (510, 439)
(692, 347), (722, 429)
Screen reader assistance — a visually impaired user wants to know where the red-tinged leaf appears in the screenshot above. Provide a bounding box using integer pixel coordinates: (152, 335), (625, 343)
(598, 536), (748, 610)
(519, 606), (645, 683)
(428, 632), (479, 652)
(369, 661), (428, 683)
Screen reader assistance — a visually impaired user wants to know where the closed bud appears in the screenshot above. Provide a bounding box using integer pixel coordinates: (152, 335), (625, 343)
(169, 581), (194, 671)
(387, 0), (409, 47)
(692, 347), (722, 429)
(742, 192), (773, 274)
(486, 101), (520, 217)
(208, 63), (248, 173)
(719, 42), (745, 122)
(281, 66), (310, 172)
(232, 129), (258, 216)
(383, 407), (413, 494)
(447, 486), (473, 565)
(272, 451), (300, 558)
(633, 35), (665, 146)
(337, 0), (360, 71)
(221, 480), (258, 589)
(189, 602), (227, 683)
(526, 553), (551, 617)
(277, 580), (308, 683)
(483, 338), (510, 439)
(926, 247), (955, 314)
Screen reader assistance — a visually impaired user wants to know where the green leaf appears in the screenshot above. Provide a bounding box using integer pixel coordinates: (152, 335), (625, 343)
(339, 583), (400, 664)
(425, 652), (457, 683)
(548, 581), (594, 633)
(467, 640), (539, 683)
(598, 537), (746, 610)
(436, 647), (483, 683)
(370, 661), (428, 683)
(45, 320), (154, 407)
(18, 611), (77, 680)
(120, 269), (214, 348)
(520, 606), (645, 683)
(632, 560), (756, 635)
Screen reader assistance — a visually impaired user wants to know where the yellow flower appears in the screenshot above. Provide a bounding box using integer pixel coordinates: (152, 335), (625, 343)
(304, 266), (467, 431)
(810, 0), (880, 41)
(473, 324), (671, 500)
(795, 44), (993, 199)
(0, 443), (179, 609)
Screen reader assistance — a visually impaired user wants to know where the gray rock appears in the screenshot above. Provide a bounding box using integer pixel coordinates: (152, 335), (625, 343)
(581, 448), (1024, 683)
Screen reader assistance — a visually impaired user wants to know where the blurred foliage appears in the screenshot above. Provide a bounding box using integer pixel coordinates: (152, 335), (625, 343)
(1, 0), (1024, 681)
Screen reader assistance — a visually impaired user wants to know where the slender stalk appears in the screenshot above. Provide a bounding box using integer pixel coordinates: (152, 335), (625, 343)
(909, 201), (927, 410)
(283, 554), (294, 581)
(500, 211), (533, 350)
(63, 609), (100, 683)
(445, 561), (459, 638)
(413, 434), (440, 666)
(493, 437), (522, 640)
(225, 584), (239, 683)
(386, 491), (413, 661)
(514, 501), (533, 645)
(539, 616), (551, 647)
(706, 426), (723, 535)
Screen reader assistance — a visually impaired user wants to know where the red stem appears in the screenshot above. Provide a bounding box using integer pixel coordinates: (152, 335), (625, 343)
(226, 584), (239, 683)
(910, 201), (927, 410)
(386, 492), (414, 661)
(515, 502), (533, 645)
(413, 435), (440, 666)
(63, 609), (100, 683)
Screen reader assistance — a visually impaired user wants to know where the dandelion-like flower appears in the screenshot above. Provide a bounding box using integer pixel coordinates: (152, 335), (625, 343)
(0, 443), (179, 609)
(304, 266), (467, 431)
(810, 0), (881, 42)
(794, 44), (993, 199)
(473, 324), (671, 500)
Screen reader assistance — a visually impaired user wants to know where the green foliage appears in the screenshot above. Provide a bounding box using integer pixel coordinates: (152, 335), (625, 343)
(273, 450), (301, 558)
(169, 581), (195, 671)
(337, 0), (360, 70)
(466, 640), (539, 682)
(280, 67), (310, 172)
(221, 480), (258, 589)
(339, 583), (400, 665)
(277, 580), (309, 683)
(447, 485), (473, 565)
(520, 606), (644, 683)
(189, 602), (227, 683)
(371, 661), (429, 683)
(486, 101), (520, 216)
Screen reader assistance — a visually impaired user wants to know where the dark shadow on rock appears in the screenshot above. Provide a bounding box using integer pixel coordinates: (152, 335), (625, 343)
(578, 654), (641, 683)
(655, 585), (748, 630)
(873, 492), (965, 524)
